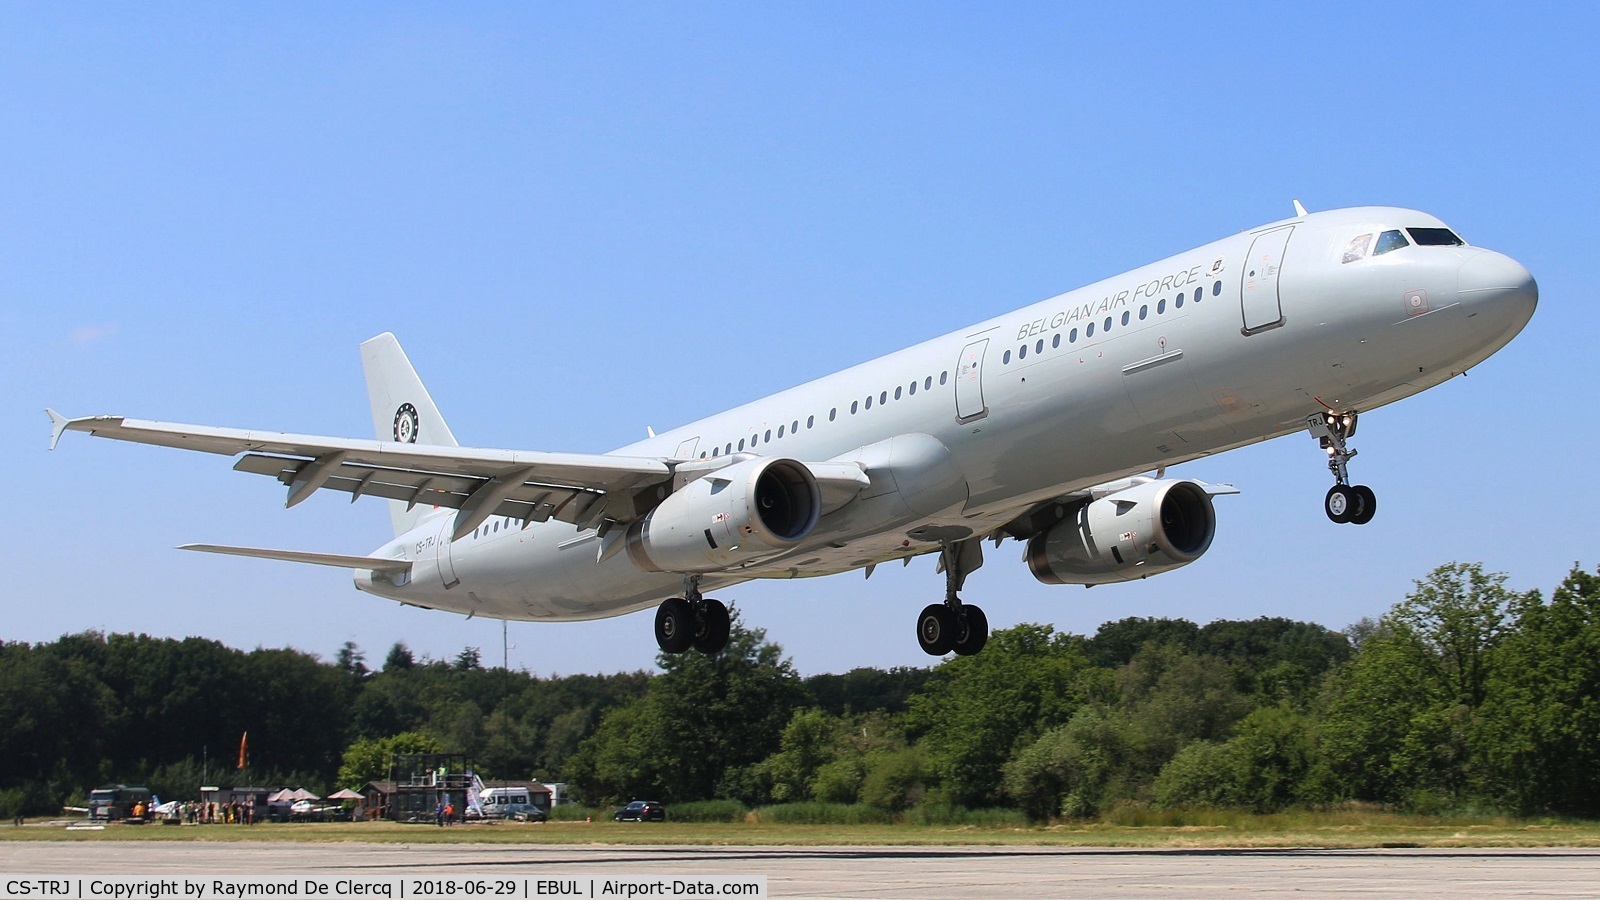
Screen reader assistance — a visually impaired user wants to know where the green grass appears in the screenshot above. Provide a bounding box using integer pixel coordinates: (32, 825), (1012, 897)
(5, 810), (1600, 848)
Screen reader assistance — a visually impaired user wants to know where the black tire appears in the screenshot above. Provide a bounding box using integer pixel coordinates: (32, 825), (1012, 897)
(953, 604), (989, 656)
(654, 598), (695, 654)
(1324, 485), (1355, 524)
(917, 604), (956, 656)
(1350, 485), (1377, 525)
(693, 598), (731, 654)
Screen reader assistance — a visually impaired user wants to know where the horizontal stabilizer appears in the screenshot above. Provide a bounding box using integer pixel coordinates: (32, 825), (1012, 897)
(179, 544), (411, 572)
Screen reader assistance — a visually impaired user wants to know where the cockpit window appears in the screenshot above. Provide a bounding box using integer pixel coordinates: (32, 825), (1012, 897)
(1373, 229), (1410, 256)
(1341, 233), (1373, 264)
(1407, 227), (1465, 246)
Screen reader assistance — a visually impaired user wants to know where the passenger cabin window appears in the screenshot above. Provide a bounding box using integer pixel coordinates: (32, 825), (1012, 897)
(1373, 229), (1410, 255)
(1342, 233), (1373, 264)
(1407, 227), (1465, 246)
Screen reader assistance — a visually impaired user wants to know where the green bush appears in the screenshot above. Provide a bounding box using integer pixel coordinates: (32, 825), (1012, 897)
(811, 758), (864, 804)
(903, 801), (1028, 827)
(859, 747), (934, 812)
(749, 802), (893, 824)
(549, 804), (605, 822)
(1153, 740), (1237, 809)
(667, 800), (749, 823)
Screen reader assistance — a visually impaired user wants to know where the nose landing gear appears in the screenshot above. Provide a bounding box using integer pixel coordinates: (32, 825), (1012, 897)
(1308, 411), (1376, 525)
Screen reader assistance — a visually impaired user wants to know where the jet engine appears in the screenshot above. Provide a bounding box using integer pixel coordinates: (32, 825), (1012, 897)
(1026, 479), (1216, 585)
(625, 456), (821, 573)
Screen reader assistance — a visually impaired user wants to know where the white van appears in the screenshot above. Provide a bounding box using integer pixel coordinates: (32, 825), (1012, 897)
(478, 787), (548, 821)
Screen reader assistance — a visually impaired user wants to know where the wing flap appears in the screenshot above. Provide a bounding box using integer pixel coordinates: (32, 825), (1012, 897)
(233, 453), (615, 528)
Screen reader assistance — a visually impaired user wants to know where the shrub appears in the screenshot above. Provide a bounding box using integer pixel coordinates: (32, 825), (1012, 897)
(549, 804), (605, 822)
(749, 802), (893, 825)
(667, 799), (749, 823)
(903, 801), (1028, 827)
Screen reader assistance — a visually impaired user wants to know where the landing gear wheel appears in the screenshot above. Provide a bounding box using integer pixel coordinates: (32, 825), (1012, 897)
(1349, 485), (1377, 525)
(953, 604), (989, 657)
(692, 598), (731, 654)
(654, 598), (695, 654)
(1324, 485), (1355, 524)
(917, 604), (956, 656)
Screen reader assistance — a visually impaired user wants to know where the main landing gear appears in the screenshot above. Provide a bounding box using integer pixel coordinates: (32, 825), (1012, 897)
(654, 576), (731, 655)
(917, 539), (990, 657)
(1308, 411), (1376, 525)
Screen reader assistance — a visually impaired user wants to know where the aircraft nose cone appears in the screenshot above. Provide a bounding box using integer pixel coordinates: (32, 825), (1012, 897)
(1458, 250), (1537, 336)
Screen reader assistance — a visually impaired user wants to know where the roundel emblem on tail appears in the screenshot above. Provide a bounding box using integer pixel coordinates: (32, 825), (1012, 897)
(393, 403), (420, 443)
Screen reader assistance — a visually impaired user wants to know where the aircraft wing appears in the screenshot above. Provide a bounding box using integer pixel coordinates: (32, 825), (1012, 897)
(47, 410), (875, 540)
(48, 410), (675, 537)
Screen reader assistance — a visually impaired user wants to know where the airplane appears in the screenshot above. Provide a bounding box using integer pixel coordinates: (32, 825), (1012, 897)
(48, 205), (1537, 658)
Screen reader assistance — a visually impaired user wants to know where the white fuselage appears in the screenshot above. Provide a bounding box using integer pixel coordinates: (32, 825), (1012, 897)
(357, 207), (1535, 622)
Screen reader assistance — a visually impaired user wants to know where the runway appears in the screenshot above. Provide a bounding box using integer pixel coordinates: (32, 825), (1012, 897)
(3, 842), (1598, 898)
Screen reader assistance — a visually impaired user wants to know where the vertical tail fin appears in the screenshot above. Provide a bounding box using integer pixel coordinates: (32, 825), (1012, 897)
(360, 333), (459, 537)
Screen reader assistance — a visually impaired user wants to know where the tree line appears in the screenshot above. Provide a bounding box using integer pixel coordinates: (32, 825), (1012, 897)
(3, 562), (1597, 821)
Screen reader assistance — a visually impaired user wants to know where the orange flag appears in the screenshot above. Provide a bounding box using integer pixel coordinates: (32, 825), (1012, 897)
(237, 732), (248, 770)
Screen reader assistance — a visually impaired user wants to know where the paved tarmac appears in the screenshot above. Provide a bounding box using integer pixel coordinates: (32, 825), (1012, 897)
(4, 842), (1599, 898)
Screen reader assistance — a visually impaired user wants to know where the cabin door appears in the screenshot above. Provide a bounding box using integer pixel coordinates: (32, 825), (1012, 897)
(1241, 226), (1292, 334)
(955, 339), (989, 422)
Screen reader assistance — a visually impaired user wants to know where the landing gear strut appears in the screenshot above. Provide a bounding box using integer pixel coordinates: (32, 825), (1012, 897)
(654, 576), (731, 655)
(917, 539), (989, 657)
(1308, 411), (1376, 525)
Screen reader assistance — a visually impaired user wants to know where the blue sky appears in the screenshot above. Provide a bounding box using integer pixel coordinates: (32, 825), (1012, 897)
(4, 3), (1594, 676)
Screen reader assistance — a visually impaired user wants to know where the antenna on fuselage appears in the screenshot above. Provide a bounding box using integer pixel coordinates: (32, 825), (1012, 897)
(1293, 199), (1309, 218)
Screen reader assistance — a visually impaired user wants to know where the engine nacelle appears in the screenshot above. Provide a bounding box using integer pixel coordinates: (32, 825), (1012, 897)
(1026, 479), (1216, 585)
(625, 456), (821, 573)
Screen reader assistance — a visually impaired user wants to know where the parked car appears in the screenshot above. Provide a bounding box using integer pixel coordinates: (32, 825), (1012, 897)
(612, 800), (666, 822)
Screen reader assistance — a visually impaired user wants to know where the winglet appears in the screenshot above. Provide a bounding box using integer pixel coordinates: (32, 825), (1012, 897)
(46, 408), (71, 451)
(1293, 199), (1309, 218)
